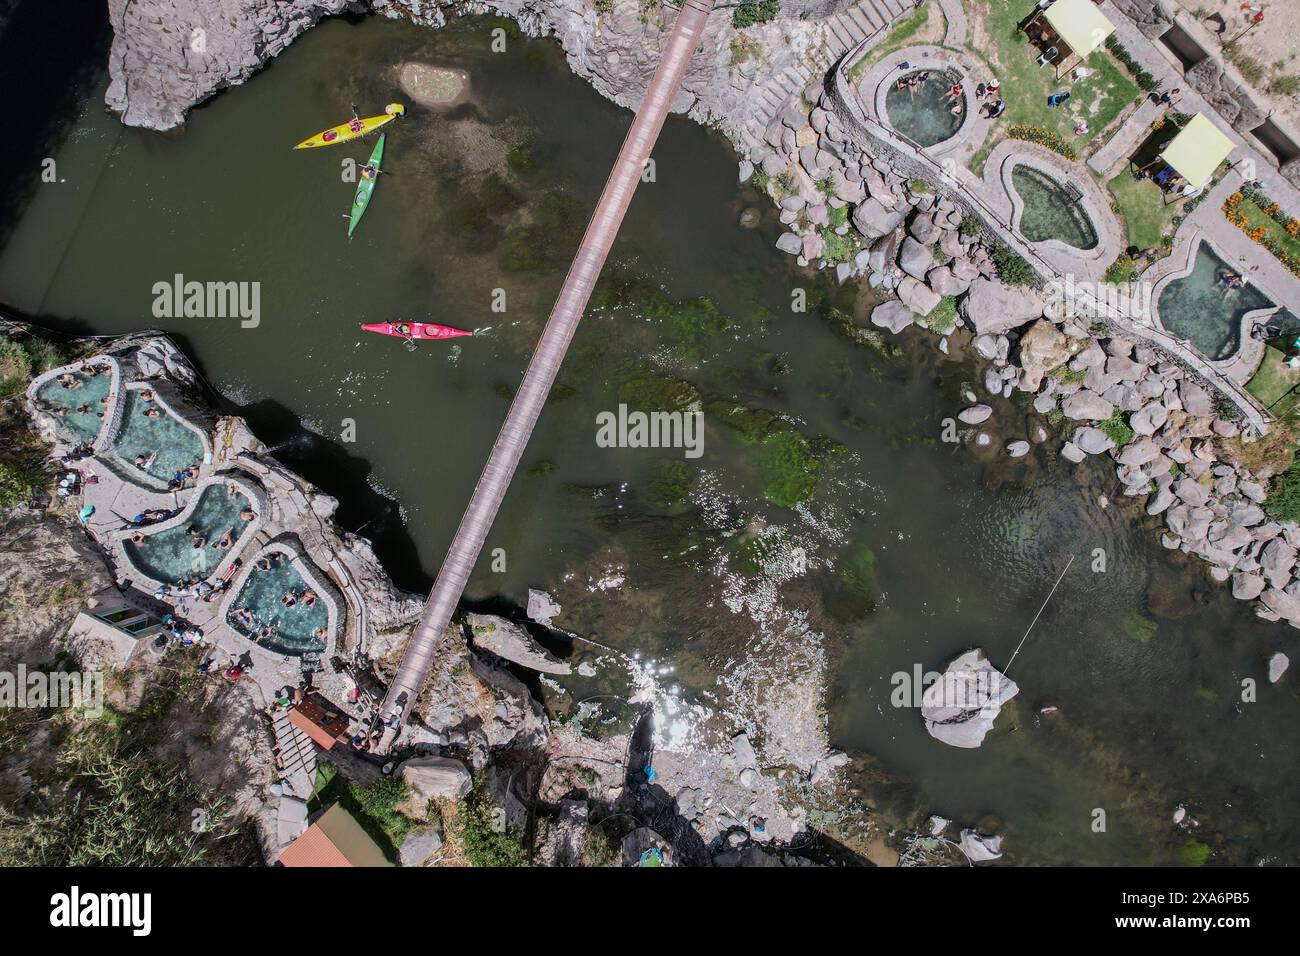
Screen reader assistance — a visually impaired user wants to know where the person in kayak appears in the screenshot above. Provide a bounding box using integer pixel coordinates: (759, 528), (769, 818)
(348, 117), (364, 134)
(394, 322), (413, 337)
(361, 164), (378, 180)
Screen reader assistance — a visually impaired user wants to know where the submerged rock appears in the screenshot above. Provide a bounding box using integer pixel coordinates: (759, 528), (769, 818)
(398, 61), (469, 108)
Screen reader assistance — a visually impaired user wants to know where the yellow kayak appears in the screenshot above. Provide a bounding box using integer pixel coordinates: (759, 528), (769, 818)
(293, 103), (405, 150)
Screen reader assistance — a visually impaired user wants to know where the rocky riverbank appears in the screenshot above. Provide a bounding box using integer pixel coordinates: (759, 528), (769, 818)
(6, 324), (871, 865)
(747, 65), (1300, 634)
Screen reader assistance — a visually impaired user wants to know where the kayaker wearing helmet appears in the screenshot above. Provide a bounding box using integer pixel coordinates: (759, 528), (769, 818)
(361, 164), (377, 180)
(348, 117), (364, 134)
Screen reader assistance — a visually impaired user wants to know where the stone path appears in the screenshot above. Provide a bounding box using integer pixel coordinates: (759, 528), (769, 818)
(376, 0), (721, 748)
(936, 0), (967, 47)
(738, 0), (914, 153)
(1086, 95), (1165, 177)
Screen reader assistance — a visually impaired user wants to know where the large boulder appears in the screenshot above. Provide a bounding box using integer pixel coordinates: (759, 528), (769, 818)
(527, 588), (562, 626)
(467, 613), (571, 675)
(926, 265), (971, 297)
(852, 198), (904, 238)
(871, 300), (915, 333)
(921, 649), (1019, 749)
(399, 756), (472, 802)
(399, 826), (444, 866)
(1073, 427), (1115, 455)
(960, 279), (1044, 336)
(896, 277), (941, 316)
(898, 236), (935, 280)
(1016, 319), (1072, 390)
(1061, 389), (1115, 421)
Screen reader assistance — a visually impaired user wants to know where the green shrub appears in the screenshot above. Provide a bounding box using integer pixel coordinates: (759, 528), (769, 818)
(350, 775), (413, 846)
(454, 783), (527, 867)
(0, 339), (33, 398)
(1272, 74), (1300, 96)
(732, 0), (779, 28)
(0, 461), (44, 509)
(1264, 457), (1300, 522)
(929, 296), (958, 334)
(959, 214), (982, 236)
(991, 246), (1034, 286)
(1104, 255), (1137, 285)
(1099, 410), (1135, 447)
(1179, 838), (1210, 867)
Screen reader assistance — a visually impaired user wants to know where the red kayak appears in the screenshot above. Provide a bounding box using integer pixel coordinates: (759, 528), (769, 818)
(361, 321), (473, 340)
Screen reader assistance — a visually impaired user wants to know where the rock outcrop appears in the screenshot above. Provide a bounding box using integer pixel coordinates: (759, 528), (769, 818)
(921, 649), (1018, 749)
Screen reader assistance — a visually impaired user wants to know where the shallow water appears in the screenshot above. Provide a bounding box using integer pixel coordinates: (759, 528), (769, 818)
(227, 559), (328, 658)
(3, 12), (1297, 865)
(1158, 244), (1273, 360)
(33, 369), (110, 445)
(108, 390), (205, 489)
(884, 72), (963, 148)
(125, 485), (252, 584)
(1011, 166), (1098, 251)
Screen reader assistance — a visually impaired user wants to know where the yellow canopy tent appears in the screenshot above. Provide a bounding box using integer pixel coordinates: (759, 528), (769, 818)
(1159, 112), (1235, 191)
(1028, 0), (1116, 76)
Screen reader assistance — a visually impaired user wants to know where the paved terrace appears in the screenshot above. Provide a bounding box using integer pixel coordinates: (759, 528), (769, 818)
(375, 0), (720, 748)
(30, 357), (366, 707)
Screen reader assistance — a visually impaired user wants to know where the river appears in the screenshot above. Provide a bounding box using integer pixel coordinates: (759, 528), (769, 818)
(2, 7), (1295, 866)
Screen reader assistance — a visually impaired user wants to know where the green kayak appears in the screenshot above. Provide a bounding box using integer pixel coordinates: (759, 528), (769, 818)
(348, 134), (385, 237)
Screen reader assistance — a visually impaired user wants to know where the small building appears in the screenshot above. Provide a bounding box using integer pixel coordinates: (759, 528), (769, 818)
(286, 694), (350, 750)
(65, 587), (167, 669)
(278, 802), (392, 867)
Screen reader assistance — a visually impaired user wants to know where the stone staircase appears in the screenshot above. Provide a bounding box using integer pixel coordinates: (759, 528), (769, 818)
(738, 0), (914, 153)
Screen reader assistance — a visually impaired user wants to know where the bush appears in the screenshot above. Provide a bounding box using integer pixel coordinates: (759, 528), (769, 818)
(349, 775), (413, 847)
(1264, 457), (1300, 522)
(0, 460), (44, 509)
(732, 0), (779, 28)
(454, 784), (527, 867)
(929, 296), (958, 334)
(959, 214), (982, 237)
(1099, 409), (1135, 448)
(1007, 125), (1077, 160)
(1105, 36), (1159, 92)
(1104, 255), (1137, 285)
(991, 246), (1034, 286)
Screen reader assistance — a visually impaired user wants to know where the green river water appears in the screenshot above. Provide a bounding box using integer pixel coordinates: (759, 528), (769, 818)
(2, 11), (1296, 865)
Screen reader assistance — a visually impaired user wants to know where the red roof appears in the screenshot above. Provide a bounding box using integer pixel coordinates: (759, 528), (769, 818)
(287, 697), (347, 750)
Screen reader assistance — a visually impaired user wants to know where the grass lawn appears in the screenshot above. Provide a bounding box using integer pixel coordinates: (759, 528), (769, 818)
(1108, 169), (1175, 249)
(969, 0), (1142, 172)
(1247, 348), (1300, 418)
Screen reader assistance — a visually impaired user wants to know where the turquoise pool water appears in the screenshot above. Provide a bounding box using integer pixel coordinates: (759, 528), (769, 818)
(1157, 245), (1274, 359)
(1011, 166), (1098, 250)
(33, 367), (112, 444)
(884, 71), (964, 147)
(226, 555), (329, 658)
(124, 484), (253, 584)
(108, 390), (205, 488)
